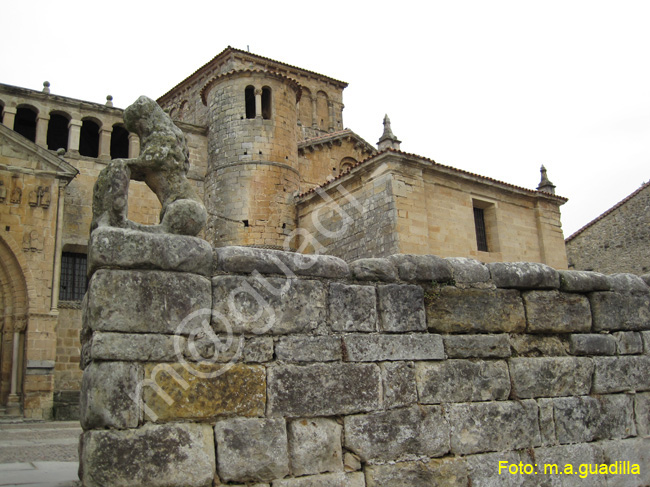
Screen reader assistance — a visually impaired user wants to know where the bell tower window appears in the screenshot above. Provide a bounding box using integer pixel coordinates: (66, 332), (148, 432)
(245, 86), (255, 119)
(262, 87), (272, 120)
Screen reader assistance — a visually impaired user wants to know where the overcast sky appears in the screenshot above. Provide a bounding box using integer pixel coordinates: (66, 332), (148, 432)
(2, 1), (648, 237)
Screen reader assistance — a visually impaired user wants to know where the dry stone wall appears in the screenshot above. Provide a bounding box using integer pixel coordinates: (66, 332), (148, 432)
(79, 228), (650, 487)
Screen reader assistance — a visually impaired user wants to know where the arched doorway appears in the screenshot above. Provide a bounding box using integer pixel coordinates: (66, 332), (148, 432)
(0, 236), (29, 416)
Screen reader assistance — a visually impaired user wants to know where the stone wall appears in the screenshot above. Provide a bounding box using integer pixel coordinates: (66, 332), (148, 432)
(566, 182), (650, 275)
(79, 231), (650, 486)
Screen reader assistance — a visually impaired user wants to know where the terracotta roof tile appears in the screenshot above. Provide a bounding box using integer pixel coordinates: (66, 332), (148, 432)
(298, 148), (569, 201)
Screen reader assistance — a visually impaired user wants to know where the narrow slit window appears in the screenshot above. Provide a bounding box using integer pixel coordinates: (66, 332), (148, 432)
(245, 86), (255, 119)
(474, 207), (489, 252)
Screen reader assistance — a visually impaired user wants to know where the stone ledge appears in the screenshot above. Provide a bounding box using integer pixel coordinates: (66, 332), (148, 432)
(559, 270), (610, 292)
(488, 262), (560, 290)
(214, 246), (350, 279)
(88, 226), (213, 276)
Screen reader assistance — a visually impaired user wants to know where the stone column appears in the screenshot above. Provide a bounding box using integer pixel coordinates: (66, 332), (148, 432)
(6, 317), (24, 415)
(328, 101), (335, 133)
(255, 88), (263, 119)
(128, 133), (140, 158)
(2, 107), (17, 130)
(98, 126), (113, 161)
(68, 120), (83, 154)
(311, 97), (318, 128)
(35, 114), (50, 148)
(50, 181), (66, 311)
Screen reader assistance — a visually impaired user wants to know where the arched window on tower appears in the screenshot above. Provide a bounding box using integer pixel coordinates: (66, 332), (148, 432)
(245, 86), (255, 119)
(79, 118), (100, 158)
(47, 112), (70, 151)
(110, 124), (129, 159)
(15, 106), (37, 142)
(262, 86), (272, 120)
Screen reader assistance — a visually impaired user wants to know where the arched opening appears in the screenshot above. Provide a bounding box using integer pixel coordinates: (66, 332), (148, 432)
(316, 91), (329, 131)
(110, 124), (129, 159)
(0, 101), (5, 124)
(79, 119), (100, 158)
(47, 112), (70, 151)
(262, 86), (272, 120)
(245, 86), (255, 119)
(178, 101), (188, 122)
(340, 157), (357, 174)
(14, 106), (37, 142)
(298, 87), (312, 126)
(0, 236), (29, 413)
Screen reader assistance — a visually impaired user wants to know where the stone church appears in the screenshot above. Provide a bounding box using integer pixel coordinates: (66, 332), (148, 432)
(0, 47), (568, 419)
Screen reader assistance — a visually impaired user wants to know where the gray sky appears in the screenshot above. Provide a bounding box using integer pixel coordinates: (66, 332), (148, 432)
(2, 0), (648, 237)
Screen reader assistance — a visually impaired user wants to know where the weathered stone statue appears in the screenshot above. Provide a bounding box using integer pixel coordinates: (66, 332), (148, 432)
(91, 96), (207, 236)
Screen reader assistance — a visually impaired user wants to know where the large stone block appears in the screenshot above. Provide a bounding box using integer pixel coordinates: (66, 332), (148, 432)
(381, 362), (417, 409)
(509, 334), (568, 357)
(215, 245), (349, 278)
(553, 394), (636, 444)
(288, 418), (343, 477)
(568, 334), (616, 356)
(377, 284), (426, 332)
(267, 363), (381, 417)
(416, 359), (510, 403)
(607, 273), (650, 293)
(592, 355), (650, 393)
(488, 262), (560, 289)
(329, 282), (377, 332)
(272, 472), (365, 487)
(509, 357), (593, 398)
(447, 400), (541, 454)
(344, 406), (449, 463)
(523, 291), (591, 333)
(142, 363), (266, 422)
(614, 331), (644, 354)
(80, 361), (142, 430)
(79, 423), (215, 487)
(558, 270), (609, 293)
(445, 257), (491, 284)
(388, 254), (453, 283)
(443, 334), (511, 358)
(349, 258), (398, 282)
(86, 269), (212, 334)
(214, 417), (289, 483)
(590, 291), (650, 331)
(465, 450), (531, 487)
(88, 331), (183, 362)
(212, 276), (327, 334)
(276, 336), (342, 362)
(634, 392), (650, 437)
(365, 457), (469, 487)
(537, 398), (556, 446)
(343, 333), (444, 362)
(598, 438), (650, 486)
(426, 287), (525, 334)
(87, 226), (213, 276)
(533, 443), (606, 486)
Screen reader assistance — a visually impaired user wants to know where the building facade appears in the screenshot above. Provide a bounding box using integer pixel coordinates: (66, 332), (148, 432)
(566, 181), (650, 275)
(0, 47), (568, 419)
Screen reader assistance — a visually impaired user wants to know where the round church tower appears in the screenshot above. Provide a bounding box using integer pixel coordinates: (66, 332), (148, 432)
(201, 70), (302, 250)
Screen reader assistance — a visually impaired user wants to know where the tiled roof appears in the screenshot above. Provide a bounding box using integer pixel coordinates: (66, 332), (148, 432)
(158, 46), (347, 104)
(298, 148), (569, 201)
(565, 180), (650, 242)
(299, 129), (376, 153)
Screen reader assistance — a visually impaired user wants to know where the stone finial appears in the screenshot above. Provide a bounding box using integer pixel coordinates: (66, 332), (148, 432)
(106, 95), (114, 107)
(377, 114), (401, 151)
(537, 165), (556, 194)
(43, 81), (50, 94)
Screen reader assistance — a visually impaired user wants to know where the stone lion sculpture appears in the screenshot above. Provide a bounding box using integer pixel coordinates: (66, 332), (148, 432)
(91, 96), (207, 236)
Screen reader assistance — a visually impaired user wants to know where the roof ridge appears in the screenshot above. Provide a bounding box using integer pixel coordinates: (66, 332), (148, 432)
(565, 179), (650, 242)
